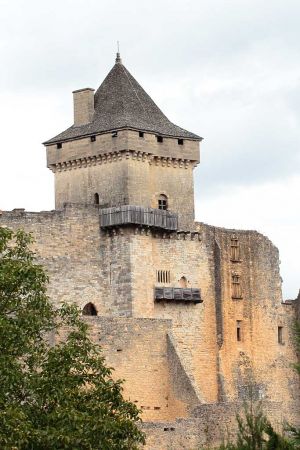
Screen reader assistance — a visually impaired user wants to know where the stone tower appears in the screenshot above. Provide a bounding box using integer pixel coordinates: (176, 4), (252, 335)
(44, 53), (202, 230)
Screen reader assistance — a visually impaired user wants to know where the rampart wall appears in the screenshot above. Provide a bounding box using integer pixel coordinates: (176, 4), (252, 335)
(143, 401), (294, 450)
(0, 204), (299, 447)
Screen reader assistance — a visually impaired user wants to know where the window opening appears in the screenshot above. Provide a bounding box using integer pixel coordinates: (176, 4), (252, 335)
(232, 272), (242, 299)
(112, 131), (118, 138)
(158, 194), (168, 210)
(157, 270), (170, 284)
(230, 234), (240, 261)
(278, 326), (283, 344)
(82, 303), (97, 316)
(56, 143), (62, 149)
(156, 135), (163, 143)
(90, 135), (96, 142)
(94, 193), (100, 205)
(237, 320), (242, 341)
(179, 276), (188, 288)
(139, 131), (144, 138)
(178, 139), (184, 145)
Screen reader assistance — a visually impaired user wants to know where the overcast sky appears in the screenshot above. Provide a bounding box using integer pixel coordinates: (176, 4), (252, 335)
(0, 0), (299, 298)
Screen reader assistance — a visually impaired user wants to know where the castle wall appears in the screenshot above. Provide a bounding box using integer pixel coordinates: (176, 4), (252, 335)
(60, 316), (190, 422)
(128, 228), (219, 403)
(200, 223), (300, 423)
(114, 221), (300, 422)
(143, 401), (293, 450)
(0, 205), (133, 316)
(1, 205), (299, 446)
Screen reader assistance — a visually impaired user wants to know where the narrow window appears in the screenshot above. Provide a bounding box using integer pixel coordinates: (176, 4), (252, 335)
(237, 320), (242, 341)
(178, 139), (184, 145)
(232, 272), (242, 299)
(230, 234), (240, 261)
(157, 270), (170, 284)
(158, 194), (168, 210)
(278, 326), (283, 344)
(112, 131), (118, 138)
(82, 303), (97, 316)
(57, 143), (62, 149)
(94, 193), (100, 205)
(90, 135), (96, 142)
(156, 135), (163, 143)
(139, 131), (144, 138)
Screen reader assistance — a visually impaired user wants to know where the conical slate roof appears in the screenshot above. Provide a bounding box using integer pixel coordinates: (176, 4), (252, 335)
(44, 55), (201, 144)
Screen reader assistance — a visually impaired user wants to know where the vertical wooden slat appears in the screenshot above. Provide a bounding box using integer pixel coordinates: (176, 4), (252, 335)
(99, 205), (178, 230)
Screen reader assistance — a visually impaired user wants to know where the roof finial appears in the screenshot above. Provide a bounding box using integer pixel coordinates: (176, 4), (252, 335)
(116, 41), (122, 64)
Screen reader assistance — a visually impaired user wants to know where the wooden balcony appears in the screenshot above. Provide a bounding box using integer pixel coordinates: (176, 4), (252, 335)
(99, 205), (178, 231)
(154, 287), (202, 304)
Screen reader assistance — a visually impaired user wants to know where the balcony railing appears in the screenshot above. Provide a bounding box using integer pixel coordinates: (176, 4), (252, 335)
(154, 287), (202, 304)
(99, 205), (178, 231)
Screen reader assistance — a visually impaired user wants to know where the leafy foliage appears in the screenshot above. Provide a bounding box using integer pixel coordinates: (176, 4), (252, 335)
(0, 227), (145, 449)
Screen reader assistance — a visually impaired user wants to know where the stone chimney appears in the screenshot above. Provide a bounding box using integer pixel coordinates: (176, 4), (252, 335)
(72, 88), (95, 126)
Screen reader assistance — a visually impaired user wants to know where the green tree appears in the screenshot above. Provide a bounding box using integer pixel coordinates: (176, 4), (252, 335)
(212, 402), (295, 450)
(0, 227), (145, 449)
(204, 400), (299, 450)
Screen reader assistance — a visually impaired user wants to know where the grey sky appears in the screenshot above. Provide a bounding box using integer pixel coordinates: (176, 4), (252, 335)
(0, 0), (299, 297)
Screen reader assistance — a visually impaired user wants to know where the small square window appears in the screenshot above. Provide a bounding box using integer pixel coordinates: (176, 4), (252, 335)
(158, 199), (167, 210)
(90, 135), (96, 142)
(139, 131), (144, 138)
(56, 143), (62, 149)
(156, 135), (163, 143)
(112, 131), (118, 138)
(178, 139), (184, 145)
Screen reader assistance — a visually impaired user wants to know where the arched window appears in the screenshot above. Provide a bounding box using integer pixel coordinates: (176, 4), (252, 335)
(179, 276), (188, 288)
(158, 194), (168, 210)
(82, 303), (97, 316)
(94, 193), (100, 205)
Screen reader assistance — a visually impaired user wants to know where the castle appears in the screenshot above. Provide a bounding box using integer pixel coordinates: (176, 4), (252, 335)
(1, 53), (299, 449)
